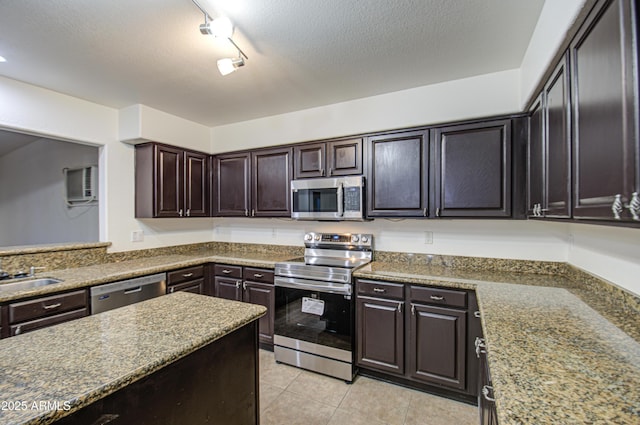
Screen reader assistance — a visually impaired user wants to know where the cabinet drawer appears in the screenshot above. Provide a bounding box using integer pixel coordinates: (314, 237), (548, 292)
(168, 279), (204, 295)
(10, 308), (88, 336)
(214, 264), (242, 279)
(243, 267), (274, 284)
(9, 290), (87, 324)
(409, 286), (467, 309)
(356, 279), (404, 300)
(167, 265), (204, 285)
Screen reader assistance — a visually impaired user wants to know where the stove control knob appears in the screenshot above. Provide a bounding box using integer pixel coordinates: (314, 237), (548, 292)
(361, 235), (369, 243)
(351, 235), (360, 243)
(304, 233), (313, 241)
(314, 234), (321, 241)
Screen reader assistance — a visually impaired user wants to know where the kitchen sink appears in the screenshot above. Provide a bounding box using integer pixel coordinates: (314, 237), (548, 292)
(0, 278), (63, 293)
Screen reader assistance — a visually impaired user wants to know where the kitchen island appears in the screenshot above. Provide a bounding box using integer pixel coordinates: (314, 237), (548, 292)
(0, 292), (266, 425)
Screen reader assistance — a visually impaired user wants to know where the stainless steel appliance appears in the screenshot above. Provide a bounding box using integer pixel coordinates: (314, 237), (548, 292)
(90, 273), (167, 315)
(291, 176), (366, 221)
(274, 232), (373, 381)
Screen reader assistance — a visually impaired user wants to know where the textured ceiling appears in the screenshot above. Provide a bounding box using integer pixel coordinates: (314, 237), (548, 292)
(0, 0), (545, 127)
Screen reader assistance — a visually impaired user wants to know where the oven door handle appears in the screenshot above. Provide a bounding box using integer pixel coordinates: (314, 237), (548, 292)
(275, 276), (351, 296)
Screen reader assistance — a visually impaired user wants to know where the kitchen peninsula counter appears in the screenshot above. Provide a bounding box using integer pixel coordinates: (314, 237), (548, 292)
(354, 261), (640, 424)
(0, 292), (266, 425)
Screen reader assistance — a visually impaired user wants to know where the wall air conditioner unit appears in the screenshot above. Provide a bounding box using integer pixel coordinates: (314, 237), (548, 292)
(65, 165), (98, 203)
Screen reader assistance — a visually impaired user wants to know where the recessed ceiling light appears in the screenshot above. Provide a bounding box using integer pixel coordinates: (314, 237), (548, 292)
(0, 56), (6, 63)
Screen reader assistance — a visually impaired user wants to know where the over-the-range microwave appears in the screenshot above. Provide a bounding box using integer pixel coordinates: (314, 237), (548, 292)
(291, 176), (366, 221)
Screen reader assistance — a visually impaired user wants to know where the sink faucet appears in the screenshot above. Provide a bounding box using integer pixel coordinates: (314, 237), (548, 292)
(29, 266), (45, 277)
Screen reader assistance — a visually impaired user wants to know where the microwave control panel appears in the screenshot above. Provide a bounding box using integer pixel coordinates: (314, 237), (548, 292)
(343, 187), (361, 211)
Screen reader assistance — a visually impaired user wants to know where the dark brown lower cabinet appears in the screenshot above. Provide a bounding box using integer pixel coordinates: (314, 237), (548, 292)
(167, 265), (205, 295)
(54, 321), (259, 425)
(356, 296), (404, 375)
(408, 304), (466, 390)
(213, 264), (275, 346)
(356, 279), (479, 400)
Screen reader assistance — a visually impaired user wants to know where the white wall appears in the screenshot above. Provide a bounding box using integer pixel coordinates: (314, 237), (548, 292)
(0, 76), (214, 252)
(519, 0), (587, 108)
(567, 223), (640, 296)
(211, 69), (521, 152)
(0, 139), (99, 246)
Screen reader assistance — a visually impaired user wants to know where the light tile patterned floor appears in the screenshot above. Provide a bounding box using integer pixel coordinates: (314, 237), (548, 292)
(259, 350), (477, 425)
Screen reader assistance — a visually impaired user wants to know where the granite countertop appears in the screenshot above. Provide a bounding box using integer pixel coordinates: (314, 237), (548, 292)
(0, 250), (295, 303)
(0, 292), (266, 425)
(354, 262), (640, 425)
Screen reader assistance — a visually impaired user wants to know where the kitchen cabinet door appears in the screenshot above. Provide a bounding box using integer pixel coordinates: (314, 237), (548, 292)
(545, 54), (572, 218)
(327, 138), (362, 176)
(214, 276), (243, 301)
(408, 303), (466, 390)
(135, 143), (184, 218)
(367, 130), (429, 217)
(243, 281), (275, 345)
(528, 94), (545, 217)
(184, 151), (209, 217)
(214, 152), (251, 216)
(356, 296), (405, 375)
(252, 147), (292, 217)
(294, 142), (325, 178)
(433, 119), (512, 217)
(570, 0), (639, 221)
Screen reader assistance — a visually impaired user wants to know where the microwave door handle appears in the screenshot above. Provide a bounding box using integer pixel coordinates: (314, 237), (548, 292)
(337, 183), (344, 217)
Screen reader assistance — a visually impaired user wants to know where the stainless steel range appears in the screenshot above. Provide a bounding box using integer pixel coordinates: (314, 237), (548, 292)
(274, 232), (373, 382)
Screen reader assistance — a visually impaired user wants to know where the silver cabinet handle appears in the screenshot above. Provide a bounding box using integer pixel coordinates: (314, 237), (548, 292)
(235, 280), (241, 288)
(423, 208), (427, 217)
(242, 281), (247, 290)
(186, 209), (191, 217)
(474, 311), (481, 318)
(436, 207), (440, 217)
(429, 295), (444, 301)
(397, 302), (402, 313)
(15, 325), (21, 335)
(482, 385), (496, 402)
(373, 288), (386, 293)
(626, 192), (640, 220)
(169, 286), (175, 293)
(251, 209), (255, 216)
(124, 286), (142, 295)
(612, 194), (623, 219)
(43, 302), (62, 310)
(179, 209), (183, 217)
(245, 209), (249, 217)
(182, 273), (194, 278)
(222, 269), (232, 274)
(253, 273), (263, 278)
(411, 304), (415, 315)
(475, 337), (487, 358)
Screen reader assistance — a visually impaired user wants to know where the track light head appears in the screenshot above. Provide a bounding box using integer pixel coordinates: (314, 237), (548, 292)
(217, 56), (245, 76)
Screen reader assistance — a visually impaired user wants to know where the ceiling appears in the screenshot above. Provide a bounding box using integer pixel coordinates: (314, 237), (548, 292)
(0, 0), (545, 127)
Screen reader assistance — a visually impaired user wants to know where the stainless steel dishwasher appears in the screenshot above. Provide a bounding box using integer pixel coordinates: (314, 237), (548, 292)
(90, 273), (167, 314)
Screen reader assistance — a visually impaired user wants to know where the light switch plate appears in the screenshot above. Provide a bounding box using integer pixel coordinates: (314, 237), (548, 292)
(131, 230), (144, 242)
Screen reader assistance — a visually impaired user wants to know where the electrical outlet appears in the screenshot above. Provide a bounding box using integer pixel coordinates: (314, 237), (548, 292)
(131, 230), (144, 242)
(424, 231), (433, 244)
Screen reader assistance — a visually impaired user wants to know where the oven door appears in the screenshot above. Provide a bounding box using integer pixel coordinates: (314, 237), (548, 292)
(274, 277), (352, 357)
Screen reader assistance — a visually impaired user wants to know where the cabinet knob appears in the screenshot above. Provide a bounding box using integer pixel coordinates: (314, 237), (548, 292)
(612, 194), (623, 219)
(626, 192), (640, 220)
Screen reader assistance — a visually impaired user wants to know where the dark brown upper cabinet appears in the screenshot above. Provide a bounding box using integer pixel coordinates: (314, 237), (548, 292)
(214, 147), (292, 217)
(213, 152), (251, 216)
(367, 130), (429, 217)
(528, 55), (572, 219)
(433, 119), (512, 217)
(135, 143), (209, 218)
(293, 138), (362, 179)
(252, 147), (293, 217)
(528, 94), (545, 218)
(545, 55), (572, 218)
(570, 0), (639, 222)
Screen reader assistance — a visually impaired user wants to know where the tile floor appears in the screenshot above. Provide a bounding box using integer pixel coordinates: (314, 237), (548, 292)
(259, 350), (477, 425)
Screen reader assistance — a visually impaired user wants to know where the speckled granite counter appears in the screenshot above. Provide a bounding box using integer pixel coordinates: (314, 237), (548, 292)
(0, 292), (266, 425)
(354, 262), (640, 424)
(0, 250), (297, 303)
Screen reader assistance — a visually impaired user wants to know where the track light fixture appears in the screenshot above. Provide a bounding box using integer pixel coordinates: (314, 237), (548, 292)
(192, 0), (248, 76)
